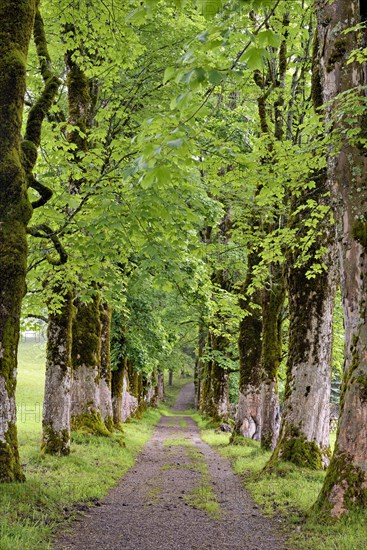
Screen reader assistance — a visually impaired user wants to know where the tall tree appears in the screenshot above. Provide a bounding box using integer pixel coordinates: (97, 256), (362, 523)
(234, 256), (263, 440)
(0, 0), (59, 480)
(314, 0), (367, 515)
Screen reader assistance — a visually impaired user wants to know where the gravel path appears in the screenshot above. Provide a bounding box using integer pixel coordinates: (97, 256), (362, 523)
(55, 385), (288, 550)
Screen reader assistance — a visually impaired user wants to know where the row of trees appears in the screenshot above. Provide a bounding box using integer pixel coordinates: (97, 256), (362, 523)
(0, 0), (366, 520)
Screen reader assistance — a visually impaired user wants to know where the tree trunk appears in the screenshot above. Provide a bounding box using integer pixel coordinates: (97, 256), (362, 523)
(71, 296), (109, 435)
(111, 358), (125, 428)
(269, 246), (337, 469)
(99, 302), (113, 431)
(42, 290), (74, 455)
(208, 332), (229, 420)
(0, 0), (36, 482)
(314, 0), (367, 515)
(157, 370), (164, 402)
(168, 369), (173, 386)
(260, 268), (285, 450)
(235, 289), (263, 440)
(195, 325), (206, 409)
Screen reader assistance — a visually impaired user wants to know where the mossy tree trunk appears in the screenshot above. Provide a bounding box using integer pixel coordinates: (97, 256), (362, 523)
(4, 3), (60, 463)
(111, 357), (126, 429)
(207, 331), (230, 421)
(267, 13), (339, 470)
(99, 302), (113, 431)
(200, 210), (232, 420)
(260, 267), (285, 450)
(71, 296), (109, 434)
(196, 325), (207, 411)
(235, 287), (263, 440)
(313, 0), (367, 515)
(199, 353), (212, 416)
(42, 290), (74, 455)
(268, 245), (337, 469)
(157, 370), (164, 402)
(0, 0), (37, 482)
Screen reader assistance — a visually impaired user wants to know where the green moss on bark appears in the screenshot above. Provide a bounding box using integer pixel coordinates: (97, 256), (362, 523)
(315, 450), (367, 516)
(0, 0), (37, 483)
(352, 218), (367, 248)
(41, 427), (70, 456)
(71, 411), (111, 436)
(270, 425), (328, 470)
(326, 37), (348, 72)
(72, 296), (101, 375)
(0, 423), (25, 482)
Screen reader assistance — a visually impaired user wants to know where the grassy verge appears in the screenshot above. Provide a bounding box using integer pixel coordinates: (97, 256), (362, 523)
(192, 413), (367, 550)
(0, 342), (161, 550)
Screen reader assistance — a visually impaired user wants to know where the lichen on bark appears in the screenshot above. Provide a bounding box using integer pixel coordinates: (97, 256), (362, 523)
(42, 289), (74, 455)
(260, 266), (285, 451)
(234, 257), (263, 441)
(313, 0), (367, 515)
(71, 295), (110, 435)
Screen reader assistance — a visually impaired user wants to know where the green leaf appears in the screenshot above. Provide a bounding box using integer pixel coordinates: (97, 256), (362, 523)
(257, 29), (281, 48)
(241, 47), (266, 70)
(163, 66), (176, 84)
(208, 69), (224, 85)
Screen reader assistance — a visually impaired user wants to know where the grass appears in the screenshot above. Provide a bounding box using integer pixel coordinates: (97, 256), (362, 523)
(1, 341), (161, 550)
(9, 351), (358, 549)
(160, 434), (220, 519)
(193, 413), (367, 550)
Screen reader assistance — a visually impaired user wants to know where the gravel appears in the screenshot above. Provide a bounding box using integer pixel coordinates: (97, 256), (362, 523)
(55, 384), (288, 550)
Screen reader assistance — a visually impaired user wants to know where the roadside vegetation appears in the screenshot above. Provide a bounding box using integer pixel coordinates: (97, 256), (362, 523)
(194, 414), (367, 550)
(1, 342), (161, 550)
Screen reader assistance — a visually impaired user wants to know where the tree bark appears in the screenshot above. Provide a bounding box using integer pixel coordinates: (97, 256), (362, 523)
(269, 249), (337, 469)
(42, 290), (74, 455)
(99, 302), (113, 431)
(111, 358), (125, 428)
(235, 288), (263, 440)
(194, 322), (206, 410)
(314, 0), (367, 515)
(157, 370), (164, 402)
(0, 0), (36, 482)
(207, 332), (230, 420)
(260, 267), (285, 450)
(71, 296), (109, 434)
